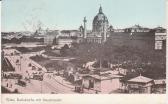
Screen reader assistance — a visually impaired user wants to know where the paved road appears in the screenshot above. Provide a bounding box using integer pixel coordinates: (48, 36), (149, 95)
(2, 49), (76, 94)
(42, 74), (76, 94)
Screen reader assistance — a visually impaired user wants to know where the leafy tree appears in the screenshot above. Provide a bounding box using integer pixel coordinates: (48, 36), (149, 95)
(52, 37), (57, 45)
(60, 44), (69, 56)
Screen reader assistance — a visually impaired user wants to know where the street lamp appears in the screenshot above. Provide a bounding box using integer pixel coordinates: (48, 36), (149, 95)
(40, 69), (45, 94)
(18, 55), (23, 71)
(41, 80), (43, 93)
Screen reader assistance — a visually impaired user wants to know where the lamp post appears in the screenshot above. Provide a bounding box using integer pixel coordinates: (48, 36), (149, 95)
(19, 55), (23, 71)
(40, 70), (44, 94)
(41, 80), (42, 93)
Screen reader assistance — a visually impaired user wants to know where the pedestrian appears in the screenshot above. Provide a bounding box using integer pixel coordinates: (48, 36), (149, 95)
(95, 90), (98, 94)
(6, 83), (8, 87)
(28, 78), (31, 83)
(10, 84), (12, 88)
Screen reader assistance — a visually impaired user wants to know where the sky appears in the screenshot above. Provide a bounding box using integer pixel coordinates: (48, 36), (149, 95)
(1, 0), (166, 32)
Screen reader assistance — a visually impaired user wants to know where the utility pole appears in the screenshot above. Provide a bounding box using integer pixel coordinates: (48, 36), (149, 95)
(100, 59), (102, 69)
(20, 55), (21, 71)
(41, 80), (42, 93)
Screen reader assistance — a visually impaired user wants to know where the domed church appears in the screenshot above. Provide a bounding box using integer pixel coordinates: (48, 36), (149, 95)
(82, 6), (111, 43)
(92, 6), (109, 33)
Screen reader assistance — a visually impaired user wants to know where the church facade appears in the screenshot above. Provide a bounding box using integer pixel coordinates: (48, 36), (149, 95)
(82, 6), (110, 43)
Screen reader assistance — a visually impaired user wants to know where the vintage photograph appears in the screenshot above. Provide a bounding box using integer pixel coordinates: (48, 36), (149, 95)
(1, 0), (166, 94)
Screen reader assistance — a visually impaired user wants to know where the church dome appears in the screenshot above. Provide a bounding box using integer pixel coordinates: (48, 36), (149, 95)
(92, 6), (109, 32)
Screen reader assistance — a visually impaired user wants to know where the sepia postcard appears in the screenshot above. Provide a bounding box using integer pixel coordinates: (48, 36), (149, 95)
(0, 0), (167, 104)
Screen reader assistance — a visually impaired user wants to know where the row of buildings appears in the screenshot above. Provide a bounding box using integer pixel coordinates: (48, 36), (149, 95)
(43, 6), (166, 50)
(2, 6), (166, 50)
(61, 62), (166, 94)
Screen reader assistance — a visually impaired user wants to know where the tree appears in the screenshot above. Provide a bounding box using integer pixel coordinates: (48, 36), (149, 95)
(60, 44), (69, 56)
(52, 37), (57, 45)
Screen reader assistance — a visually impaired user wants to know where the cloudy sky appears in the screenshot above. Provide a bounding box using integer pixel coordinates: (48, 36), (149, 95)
(1, 0), (166, 32)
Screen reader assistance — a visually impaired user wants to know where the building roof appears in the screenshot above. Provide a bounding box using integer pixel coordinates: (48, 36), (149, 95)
(154, 27), (166, 33)
(154, 79), (166, 85)
(130, 25), (143, 29)
(101, 74), (123, 80)
(46, 30), (59, 36)
(128, 75), (153, 83)
(90, 73), (123, 80)
(2, 58), (15, 72)
(90, 75), (101, 80)
(58, 36), (77, 40)
(60, 30), (79, 33)
(127, 25), (149, 30)
(154, 26), (166, 30)
(82, 73), (123, 81)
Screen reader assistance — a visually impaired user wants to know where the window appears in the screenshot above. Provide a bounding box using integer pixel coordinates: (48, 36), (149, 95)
(155, 41), (162, 50)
